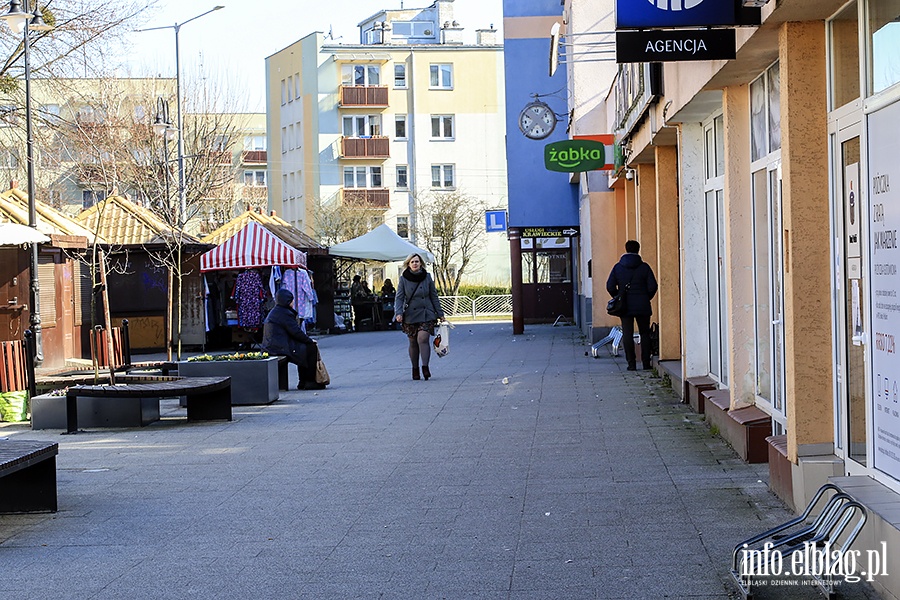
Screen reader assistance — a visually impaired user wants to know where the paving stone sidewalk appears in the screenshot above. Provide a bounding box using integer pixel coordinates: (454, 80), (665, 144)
(0, 324), (882, 599)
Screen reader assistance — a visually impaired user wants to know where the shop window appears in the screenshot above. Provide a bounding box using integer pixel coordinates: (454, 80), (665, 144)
(535, 251), (570, 284)
(869, 0), (900, 94)
(522, 251), (534, 284)
(828, 2), (860, 110)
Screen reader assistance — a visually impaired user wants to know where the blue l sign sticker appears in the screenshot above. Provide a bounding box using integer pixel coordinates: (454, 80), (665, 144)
(486, 210), (507, 232)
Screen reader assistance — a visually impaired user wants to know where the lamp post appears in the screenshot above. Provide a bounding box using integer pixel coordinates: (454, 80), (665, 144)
(2, 0), (53, 364)
(138, 5), (224, 230)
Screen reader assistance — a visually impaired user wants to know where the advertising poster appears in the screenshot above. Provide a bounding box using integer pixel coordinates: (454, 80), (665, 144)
(869, 100), (900, 480)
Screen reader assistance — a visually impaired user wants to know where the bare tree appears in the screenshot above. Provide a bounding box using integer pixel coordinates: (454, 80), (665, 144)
(0, 1), (159, 86)
(413, 190), (487, 296)
(313, 194), (384, 246)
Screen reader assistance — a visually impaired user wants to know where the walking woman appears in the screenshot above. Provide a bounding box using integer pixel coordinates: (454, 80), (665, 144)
(394, 253), (444, 380)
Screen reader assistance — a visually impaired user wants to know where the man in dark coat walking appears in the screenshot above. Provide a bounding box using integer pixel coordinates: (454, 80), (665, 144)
(607, 240), (658, 371)
(262, 288), (323, 389)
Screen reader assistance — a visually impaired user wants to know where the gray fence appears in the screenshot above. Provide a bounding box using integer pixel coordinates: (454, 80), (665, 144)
(439, 294), (512, 320)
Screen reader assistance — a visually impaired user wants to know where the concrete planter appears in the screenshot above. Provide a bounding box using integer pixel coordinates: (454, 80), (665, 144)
(177, 357), (279, 405)
(31, 393), (160, 430)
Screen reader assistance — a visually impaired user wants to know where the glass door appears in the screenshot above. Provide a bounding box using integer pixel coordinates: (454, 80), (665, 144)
(832, 120), (867, 470)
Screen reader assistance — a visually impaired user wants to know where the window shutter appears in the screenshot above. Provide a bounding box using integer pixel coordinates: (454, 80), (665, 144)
(38, 254), (57, 324)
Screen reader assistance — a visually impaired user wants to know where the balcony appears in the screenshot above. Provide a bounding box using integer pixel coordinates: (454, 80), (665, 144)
(340, 136), (389, 159)
(241, 150), (267, 164)
(342, 188), (390, 209)
(340, 85), (388, 107)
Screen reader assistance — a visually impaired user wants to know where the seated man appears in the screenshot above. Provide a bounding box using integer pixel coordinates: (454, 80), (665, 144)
(261, 288), (324, 390)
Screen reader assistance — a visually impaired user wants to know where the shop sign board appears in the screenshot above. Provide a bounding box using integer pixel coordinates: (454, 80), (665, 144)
(522, 227), (579, 238)
(616, 0), (735, 29)
(869, 99), (900, 482)
(544, 140), (608, 172)
(616, 29), (736, 63)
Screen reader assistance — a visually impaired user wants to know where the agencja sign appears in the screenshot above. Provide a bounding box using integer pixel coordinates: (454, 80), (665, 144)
(616, 29), (736, 63)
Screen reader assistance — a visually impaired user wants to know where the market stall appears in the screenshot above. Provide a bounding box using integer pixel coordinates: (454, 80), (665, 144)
(200, 221), (309, 347)
(328, 224), (434, 332)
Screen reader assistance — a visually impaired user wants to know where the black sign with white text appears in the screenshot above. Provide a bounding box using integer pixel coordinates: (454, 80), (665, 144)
(616, 29), (736, 63)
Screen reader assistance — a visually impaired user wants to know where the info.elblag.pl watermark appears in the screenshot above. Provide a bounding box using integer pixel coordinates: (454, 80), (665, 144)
(740, 541), (889, 584)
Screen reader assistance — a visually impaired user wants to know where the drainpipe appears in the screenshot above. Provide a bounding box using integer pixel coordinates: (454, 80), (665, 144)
(407, 48), (418, 244)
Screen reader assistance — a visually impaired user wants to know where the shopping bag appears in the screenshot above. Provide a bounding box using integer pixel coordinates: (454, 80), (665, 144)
(314, 346), (330, 385)
(433, 321), (451, 358)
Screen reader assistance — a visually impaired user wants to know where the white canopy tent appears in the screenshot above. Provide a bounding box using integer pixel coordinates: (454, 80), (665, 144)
(0, 222), (51, 246)
(328, 224), (435, 263)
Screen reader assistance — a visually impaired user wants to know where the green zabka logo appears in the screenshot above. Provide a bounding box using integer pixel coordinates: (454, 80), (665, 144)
(544, 140), (607, 172)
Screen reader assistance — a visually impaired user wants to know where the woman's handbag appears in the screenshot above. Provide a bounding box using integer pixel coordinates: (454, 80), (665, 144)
(314, 346), (330, 385)
(606, 284), (629, 317)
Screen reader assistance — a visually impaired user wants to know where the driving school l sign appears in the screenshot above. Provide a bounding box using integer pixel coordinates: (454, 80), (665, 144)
(544, 139), (614, 173)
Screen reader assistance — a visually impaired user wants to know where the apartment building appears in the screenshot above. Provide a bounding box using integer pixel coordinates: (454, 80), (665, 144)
(265, 0), (510, 286)
(0, 78), (266, 233)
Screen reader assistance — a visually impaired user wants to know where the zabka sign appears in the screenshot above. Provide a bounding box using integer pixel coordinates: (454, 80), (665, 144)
(616, 29), (736, 63)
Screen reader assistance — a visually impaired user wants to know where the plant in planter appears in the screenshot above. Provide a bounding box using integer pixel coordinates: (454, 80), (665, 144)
(179, 353), (279, 405)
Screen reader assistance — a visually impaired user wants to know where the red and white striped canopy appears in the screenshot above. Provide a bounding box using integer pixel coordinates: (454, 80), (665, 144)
(200, 221), (307, 272)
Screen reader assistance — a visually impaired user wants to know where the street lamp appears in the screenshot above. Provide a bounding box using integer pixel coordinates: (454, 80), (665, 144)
(138, 5), (224, 229)
(153, 97), (176, 210)
(2, 0), (53, 364)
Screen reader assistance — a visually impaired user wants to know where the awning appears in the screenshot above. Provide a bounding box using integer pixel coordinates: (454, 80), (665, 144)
(0, 222), (51, 246)
(200, 221), (307, 272)
(328, 223), (434, 263)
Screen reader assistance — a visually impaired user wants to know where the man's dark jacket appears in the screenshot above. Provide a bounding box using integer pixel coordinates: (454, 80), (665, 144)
(606, 253), (658, 316)
(261, 300), (314, 361)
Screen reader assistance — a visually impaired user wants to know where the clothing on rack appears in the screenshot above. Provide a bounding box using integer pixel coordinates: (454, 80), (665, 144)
(281, 268), (316, 320)
(233, 269), (267, 329)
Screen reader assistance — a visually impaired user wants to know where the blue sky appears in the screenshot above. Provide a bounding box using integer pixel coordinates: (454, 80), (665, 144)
(123, 0), (505, 112)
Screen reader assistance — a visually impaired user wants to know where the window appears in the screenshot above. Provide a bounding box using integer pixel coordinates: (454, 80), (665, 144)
(395, 115), (407, 139)
(396, 165), (408, 189)
(429, 64), (453, 88)
(342, 64), (380, 86)
(392, 20), (434, 38)
(39, 104), (60, 126)
(750, 62), (781, 162)
(396, 216), (409, 238)
(430, 115), (454, 139)
(281, 127), (287, 153)
(288, 125), (295, 149)
(244, 170), (267, 186)
(0, 105), (17, 127)
(431, 164), (454, 188)
(282, 174), (288, 200)
(295, 73), (301, 99)
(287, 76), (293, 102)
(244, 135), (266, 151)
(828, 2), (860, 109)
(82, 189), (106, 209)
(394, 63), (407, 88)
(281, 80), (286, 105)
(343, 166), (382, 188)
(343, 115), (381, 137)
(869, 0), (900, 94)
(0, 147), (18, 169)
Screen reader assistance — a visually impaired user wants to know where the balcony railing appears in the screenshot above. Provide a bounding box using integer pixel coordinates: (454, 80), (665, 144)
(241, 150), (267, 164)
(342, 188), (390, 209)
(340, 85), (389, 106)
(340, 136), (389, 159)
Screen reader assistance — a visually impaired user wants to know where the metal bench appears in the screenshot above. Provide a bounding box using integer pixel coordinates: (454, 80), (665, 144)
(64, 376), (233, 434)
(731, 483), (868, 598)
(0, 439), (59, 513)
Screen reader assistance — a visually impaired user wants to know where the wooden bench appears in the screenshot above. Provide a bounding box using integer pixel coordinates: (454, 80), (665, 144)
(64, 376), (232, 434)
(0, 440), (59, 513)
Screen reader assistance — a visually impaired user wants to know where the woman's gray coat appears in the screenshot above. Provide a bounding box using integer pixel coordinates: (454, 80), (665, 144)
(394, 272), (444, 323)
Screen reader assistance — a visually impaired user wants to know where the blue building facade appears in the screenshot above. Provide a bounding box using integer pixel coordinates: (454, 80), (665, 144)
(503, 0), (579, 328)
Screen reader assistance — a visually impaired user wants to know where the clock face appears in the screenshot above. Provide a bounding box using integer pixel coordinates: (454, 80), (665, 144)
(519, 102), (556, 139)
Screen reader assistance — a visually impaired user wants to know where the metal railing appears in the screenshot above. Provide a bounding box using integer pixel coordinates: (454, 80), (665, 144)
(439, 294), (512, 320)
